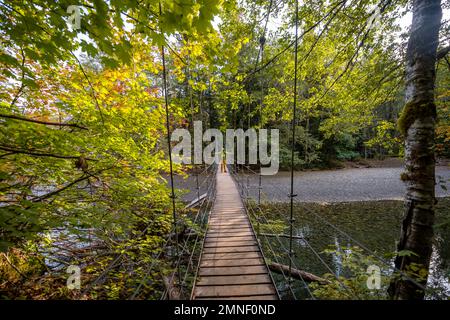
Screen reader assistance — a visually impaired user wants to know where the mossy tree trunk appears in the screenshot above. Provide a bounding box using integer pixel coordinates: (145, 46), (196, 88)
(389, 0), (442, 300)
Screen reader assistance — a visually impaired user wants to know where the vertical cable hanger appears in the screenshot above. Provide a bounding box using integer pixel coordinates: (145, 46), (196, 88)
(257, 0), (273, 207)
(288, 0), (300, 297)
(159, 2), (182, 286)
(248, 86), (250, 176)
(187, 53), (201, 200)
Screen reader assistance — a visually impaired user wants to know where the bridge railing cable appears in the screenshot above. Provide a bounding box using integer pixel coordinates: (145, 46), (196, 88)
(129, 163), (217, 300)
(231, 165), (375, 299)
(257, 187), (362, 299)
(230, 165), (311, 300)
(235, 165), (431, 296)
(159, 163), (218, 299)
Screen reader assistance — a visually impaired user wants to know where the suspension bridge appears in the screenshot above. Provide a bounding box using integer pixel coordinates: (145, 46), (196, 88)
(134, 160), (433, 301)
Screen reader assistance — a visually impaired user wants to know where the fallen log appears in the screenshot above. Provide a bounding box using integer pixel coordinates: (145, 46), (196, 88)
(268, 262), (330, 284)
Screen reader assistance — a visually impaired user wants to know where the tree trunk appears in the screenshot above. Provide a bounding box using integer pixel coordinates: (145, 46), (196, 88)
(389, 0), (442, 300)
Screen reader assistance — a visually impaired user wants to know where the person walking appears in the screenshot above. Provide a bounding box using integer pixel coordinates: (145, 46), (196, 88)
(220, 149), (227, 173)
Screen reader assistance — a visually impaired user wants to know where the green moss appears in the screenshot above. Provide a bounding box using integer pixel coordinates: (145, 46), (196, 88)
(397, 101), (437, 136)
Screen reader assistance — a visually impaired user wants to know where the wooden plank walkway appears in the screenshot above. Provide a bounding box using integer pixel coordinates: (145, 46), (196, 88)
(192, 168), (278, 300)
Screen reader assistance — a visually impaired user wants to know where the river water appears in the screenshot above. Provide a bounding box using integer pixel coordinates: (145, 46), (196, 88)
(256, 200), (450, 299)
(241, 166), (450, 202)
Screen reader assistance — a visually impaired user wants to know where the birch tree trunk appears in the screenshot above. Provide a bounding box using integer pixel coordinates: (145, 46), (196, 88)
(389, 0), (442, 300)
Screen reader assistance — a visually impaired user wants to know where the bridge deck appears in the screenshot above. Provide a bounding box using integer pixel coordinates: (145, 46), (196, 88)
(192, 169), (278, 300)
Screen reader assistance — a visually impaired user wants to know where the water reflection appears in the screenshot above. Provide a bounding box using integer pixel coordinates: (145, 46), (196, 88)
(332, 236), (352, 278)
(294, 226), (310, 247)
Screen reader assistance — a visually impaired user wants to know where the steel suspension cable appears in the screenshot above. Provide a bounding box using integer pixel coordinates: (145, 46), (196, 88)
(129, 233), (173, 299)
(181, 169), (217, 286)
(229, 167), (312, 299)
(241, 168), (429, 293)
(257, 0), (273, 207)
(243, 0), (346, 81)
(288, 0), (300, 290)
(159, 2), (181, 285)
(187, 55), (201, 200)
(189, 166), (219, 299)
(162, 165), (217, 298)
(237, 172), (353, 299)
(256, 188), (362, 299)
(133, 165), (217, 300)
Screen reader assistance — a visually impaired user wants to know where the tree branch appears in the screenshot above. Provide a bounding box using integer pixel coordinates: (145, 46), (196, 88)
(31, 166), (114, 202)
(9, 47), (26, 108)
(32, 175), (91, 202)
(1, 252), (28, 279)
(0, 113), (88, 130)
(0, 146), (95, 160)
(69, 51), (105, 125)
(243, 0), (346, 81)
